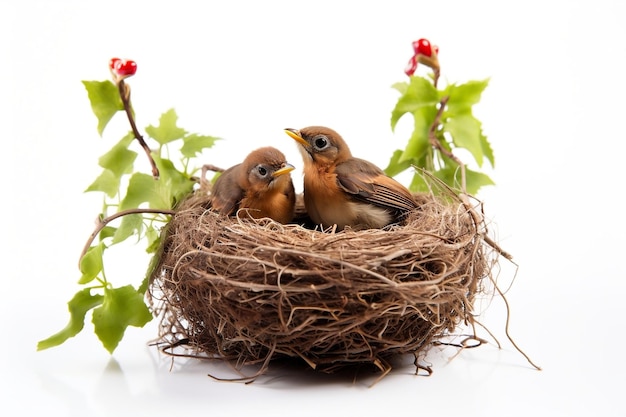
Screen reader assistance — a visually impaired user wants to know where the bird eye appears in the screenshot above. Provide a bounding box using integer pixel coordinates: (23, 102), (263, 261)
(256, 165), (268, 177)
(313, 135), (329, 150)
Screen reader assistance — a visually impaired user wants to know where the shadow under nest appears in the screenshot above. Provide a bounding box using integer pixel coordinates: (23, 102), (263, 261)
(147, 177), (500, 380)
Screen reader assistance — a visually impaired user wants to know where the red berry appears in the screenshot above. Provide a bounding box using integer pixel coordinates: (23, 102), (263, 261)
(109, 57), (121, 70)
(412, 38), (433, 57)
(113, 59), (137, 77)
(404, 55), (418, 76)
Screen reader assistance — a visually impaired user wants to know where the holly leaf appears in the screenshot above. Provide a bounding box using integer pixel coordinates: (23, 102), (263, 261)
(92, 285), (153, 353)
(180, 134), (221, 158)
(391, 76), (439, 131)
(145, 108), (187, 145)
(37, 288), (104, 351)
(83, 80), (124, 136)
(78, 243), (105, 284)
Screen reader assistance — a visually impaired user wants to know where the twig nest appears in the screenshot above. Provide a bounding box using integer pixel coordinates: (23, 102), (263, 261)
(148, 180), (494, 376)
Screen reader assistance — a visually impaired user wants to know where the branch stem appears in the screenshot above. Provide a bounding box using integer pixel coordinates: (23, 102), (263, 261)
(428, 96), (467, 191)
(78, 208), (176, 268)
(118, 80), (160, 179)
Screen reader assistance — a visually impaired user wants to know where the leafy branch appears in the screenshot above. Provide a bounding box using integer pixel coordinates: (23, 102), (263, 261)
(38, 58), (220, 353)
(386, 39), (494, 196)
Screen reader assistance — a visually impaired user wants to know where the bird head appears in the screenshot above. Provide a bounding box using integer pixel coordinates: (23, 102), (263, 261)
(241, 147), (295, 193)
(284, 126), (352, 168)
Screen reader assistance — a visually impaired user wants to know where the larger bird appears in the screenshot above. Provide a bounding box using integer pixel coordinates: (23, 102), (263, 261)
(285, 126), (419, 230)
(210, 146), (296, 224)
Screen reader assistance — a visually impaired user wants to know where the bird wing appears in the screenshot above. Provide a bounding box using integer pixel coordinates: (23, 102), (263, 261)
(335, 158), (418, 213)
(210, 164), (245, 215)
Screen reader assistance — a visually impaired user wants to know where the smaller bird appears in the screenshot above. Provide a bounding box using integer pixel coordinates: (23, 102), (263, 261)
(210, 146), (296, 224)
(285, 126), (419, 230)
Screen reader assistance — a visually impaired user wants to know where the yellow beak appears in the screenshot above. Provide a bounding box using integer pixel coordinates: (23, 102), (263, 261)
(284, 128), (309, 148)
(272, 163), (295, 177)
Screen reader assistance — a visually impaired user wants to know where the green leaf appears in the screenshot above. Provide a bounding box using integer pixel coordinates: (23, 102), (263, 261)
(391, 81), (409, 95)
(430, 166), (495, 195)
(119, 173), (169, 211)
(480, 132), (495, 167)
(409, 152), (432, 172)
(432, 167), (462, 190)
(92, 285), (153, 353)
(445, 114), (484, 166)
(464, 168), (495, 195)
(144, 225), (161, 254)
(99, 226), (117, 241)
(83, 80), (124, 136)
(144, 247), (163, 294)
(409, 171), (432, 193)
(399, 107), (437, 163)
(391, 76), (439, 130)
(411, 167), (459, 193)
(98, 133), (137, 177)
(154, 156), (195, 206)
(78, 243), (105, 284)
(112, 213), (143, 244)
(137, 275), (151, 295)
(180, 134), (221, 158)
(384, 149), (413, 177)
(445, 79), (490, 115)
(145, 108), (187, 145)
(37, 288), (104, 350)
(118, 160), (193, 215)
(84, 169), (120, 198)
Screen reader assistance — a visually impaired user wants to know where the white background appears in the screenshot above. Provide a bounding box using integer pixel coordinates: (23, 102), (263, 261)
(2, 0), (625, 415)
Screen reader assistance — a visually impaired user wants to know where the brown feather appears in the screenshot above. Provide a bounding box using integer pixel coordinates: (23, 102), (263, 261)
(210, 164), (245, 215)
(335, 158), (418, 213)
(209, 147), (296, 224)
(286, 126), (419, 230)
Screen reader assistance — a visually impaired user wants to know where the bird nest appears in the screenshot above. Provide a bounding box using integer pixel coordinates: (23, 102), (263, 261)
(147, 176), (503, 379)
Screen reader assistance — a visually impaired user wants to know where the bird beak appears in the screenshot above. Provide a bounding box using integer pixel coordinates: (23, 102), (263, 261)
(272, 163), (295, 177)
(284, 128), (309, 148)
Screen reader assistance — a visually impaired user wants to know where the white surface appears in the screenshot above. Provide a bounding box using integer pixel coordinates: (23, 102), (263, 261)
(2, 1), (625, 416)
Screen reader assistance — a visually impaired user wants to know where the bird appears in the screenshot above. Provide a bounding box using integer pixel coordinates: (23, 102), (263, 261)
(284, 126), (419, 230)
(209, 146), (296, 224)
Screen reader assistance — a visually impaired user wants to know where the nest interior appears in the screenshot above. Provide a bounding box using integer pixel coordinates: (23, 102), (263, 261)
(148, 180), (494, 376)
